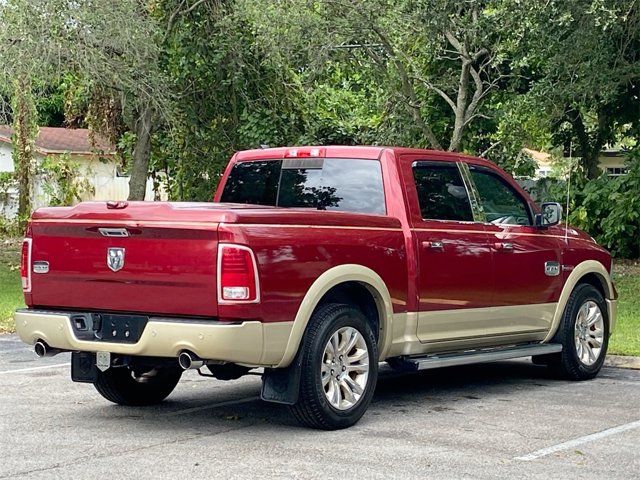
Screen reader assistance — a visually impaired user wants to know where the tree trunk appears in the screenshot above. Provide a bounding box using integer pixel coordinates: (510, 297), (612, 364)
(11, 77), (37, 228)
(582, 151), (602, 179)
(128, 103), (153, 201)
(448, 61), (471, 152)
(568, 107), (603, 180)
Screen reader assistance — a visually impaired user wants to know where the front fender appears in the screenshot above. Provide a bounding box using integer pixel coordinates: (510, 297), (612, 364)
(543, 260), (615, 342)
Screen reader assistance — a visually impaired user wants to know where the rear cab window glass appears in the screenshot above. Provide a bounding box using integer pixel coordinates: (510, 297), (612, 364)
(220, 158), (386, 214)
(469, 166), (532, 226)
(412, 162), (473, 221)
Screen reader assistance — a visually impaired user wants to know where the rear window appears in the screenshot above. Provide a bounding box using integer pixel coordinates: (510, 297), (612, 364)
(220, 158), (386, 214)
(412, 162), (473, 221)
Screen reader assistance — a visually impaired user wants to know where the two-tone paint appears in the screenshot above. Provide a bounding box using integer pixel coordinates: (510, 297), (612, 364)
(15, 146), (617, 368)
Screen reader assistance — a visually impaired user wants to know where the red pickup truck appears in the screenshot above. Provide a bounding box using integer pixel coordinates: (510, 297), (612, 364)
(15, 146), (616, 429)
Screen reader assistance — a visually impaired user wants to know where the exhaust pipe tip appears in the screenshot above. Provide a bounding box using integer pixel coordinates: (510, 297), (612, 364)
(34, 340), (60, 358)
(34, 341), (47, 358)
(178, 351), (205, 370)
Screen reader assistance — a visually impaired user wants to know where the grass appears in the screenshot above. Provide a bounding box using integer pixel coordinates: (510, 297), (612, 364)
(0, 237), (638, 355)
(609, 262), (640, 356)
(0, 239), (24, 333)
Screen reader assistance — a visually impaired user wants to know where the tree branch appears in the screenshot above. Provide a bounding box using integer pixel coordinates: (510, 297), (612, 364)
(413, 76), (456, 111)
(164, 0), (208, 42)
(444, 30), (465, 56)
(480, 141), (501, 158)
(464, 63), (483, 124)
(370, 24), (443, 149)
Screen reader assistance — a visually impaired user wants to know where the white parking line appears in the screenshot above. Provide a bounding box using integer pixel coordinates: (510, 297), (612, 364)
(0, 363), (68, 375)
(515, 419), (640, 461)
(160, 396), (260, 417)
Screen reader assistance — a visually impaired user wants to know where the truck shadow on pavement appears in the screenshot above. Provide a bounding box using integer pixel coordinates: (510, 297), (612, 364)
(84, 360), (565, 431)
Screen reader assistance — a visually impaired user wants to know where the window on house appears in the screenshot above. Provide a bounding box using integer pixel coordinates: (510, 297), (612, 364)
(606, 167), (628, 177)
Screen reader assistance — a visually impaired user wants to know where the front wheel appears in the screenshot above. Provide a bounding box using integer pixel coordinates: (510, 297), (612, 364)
(545, 283), (609, 380)
(94, 364), (182, 406)
(290, 303), (378, 430)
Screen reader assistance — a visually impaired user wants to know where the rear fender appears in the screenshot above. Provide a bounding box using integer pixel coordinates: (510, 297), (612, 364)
(274, 264), (394, 368)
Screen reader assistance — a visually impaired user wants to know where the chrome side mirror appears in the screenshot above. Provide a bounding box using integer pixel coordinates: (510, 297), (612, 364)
(535, 202), (563, 228)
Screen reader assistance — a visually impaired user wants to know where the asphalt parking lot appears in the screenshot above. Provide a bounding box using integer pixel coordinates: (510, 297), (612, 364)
(1, 335), (639, 479)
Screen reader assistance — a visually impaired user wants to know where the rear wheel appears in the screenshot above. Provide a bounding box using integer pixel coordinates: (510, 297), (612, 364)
(290, 303), (378, 430)
(543, 283), (609, 380)
(94, 365), (182, 406)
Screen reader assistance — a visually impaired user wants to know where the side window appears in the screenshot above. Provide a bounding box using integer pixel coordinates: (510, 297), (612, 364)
(469, 167), (531, 226)
(412, 162), (473, 221)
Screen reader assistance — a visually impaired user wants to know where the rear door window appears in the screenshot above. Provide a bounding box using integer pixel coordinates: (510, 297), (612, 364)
(412, 162), (473, 221)
(221, 158), (386, 214)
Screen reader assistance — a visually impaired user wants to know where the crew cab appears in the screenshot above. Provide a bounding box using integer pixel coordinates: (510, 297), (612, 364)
(15, 146), (617, 430)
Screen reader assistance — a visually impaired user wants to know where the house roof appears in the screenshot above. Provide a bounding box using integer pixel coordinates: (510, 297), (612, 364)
(0, 126), (116, 156)
(523, 148), (552, 166)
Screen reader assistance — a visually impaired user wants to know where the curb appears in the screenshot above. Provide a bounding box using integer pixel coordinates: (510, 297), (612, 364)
(605, 355), (640, 370)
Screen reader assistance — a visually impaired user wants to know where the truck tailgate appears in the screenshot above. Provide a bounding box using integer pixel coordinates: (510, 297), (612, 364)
(28, 202), (220, 317)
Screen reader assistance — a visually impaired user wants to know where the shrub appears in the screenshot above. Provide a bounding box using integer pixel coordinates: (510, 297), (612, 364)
(38, 153), (94, 207)
(569, 148), (640, 258)
(530, 147), (640, 258)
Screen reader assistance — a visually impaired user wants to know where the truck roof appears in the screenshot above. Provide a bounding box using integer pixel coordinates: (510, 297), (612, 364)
(235, 145), (495, 168)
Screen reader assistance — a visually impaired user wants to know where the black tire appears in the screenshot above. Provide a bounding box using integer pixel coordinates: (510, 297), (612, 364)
(545, 283), (609, 380)
(94, 365), (182, 406)
(290, 303), (378, 430)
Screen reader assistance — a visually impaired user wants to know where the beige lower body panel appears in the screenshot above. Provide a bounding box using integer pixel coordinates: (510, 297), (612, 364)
(387, 303), (555, 358)
(14, 310), (292, 368)
(416, 303), (556, 344)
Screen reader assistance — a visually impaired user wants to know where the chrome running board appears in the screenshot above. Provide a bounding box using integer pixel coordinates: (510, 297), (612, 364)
(393, 343), (562, 371)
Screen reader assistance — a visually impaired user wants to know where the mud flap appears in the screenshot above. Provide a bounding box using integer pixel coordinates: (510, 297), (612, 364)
(261, 355), (303, 405)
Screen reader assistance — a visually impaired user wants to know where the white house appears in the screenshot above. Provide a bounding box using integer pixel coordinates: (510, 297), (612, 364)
(523, 147), (629, 179)
(0, 126), (159, 218)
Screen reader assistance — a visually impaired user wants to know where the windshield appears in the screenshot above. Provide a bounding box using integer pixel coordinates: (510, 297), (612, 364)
(220, 158), (386, 214)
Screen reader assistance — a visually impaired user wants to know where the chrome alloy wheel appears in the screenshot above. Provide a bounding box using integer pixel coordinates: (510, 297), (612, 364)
(574, 300), (605, 366)
(321, 326), (370, 411)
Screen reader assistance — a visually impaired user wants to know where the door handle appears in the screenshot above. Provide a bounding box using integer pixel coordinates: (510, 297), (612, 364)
(494, 242), (514, 251)
(422, 241), (444, 251)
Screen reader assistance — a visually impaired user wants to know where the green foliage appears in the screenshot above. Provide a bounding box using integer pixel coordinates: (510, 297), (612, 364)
(0, 0), (638, 259)
(150, 2), (307, 200)
(0, 217), (22, 238)
(10, 78), (39, 224)
(296, 64), (385, 145)
(38, 154), (94, 207)
(0, 173), (22, 236)
(569, 148), (640, 258)
(0, 172), (16, 204)
(496, 0), (639, 178)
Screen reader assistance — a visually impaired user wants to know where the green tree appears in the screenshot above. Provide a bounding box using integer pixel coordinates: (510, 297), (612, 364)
(151, 0), (306, 200)
(244, 0), (515, 153)
(0, 0), (171, 206)
(501, 0), (639, 179)
(10, 78), (38, 224)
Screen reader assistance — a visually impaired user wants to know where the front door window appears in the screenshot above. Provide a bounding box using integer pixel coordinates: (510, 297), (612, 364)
(469, 167), (532, 226)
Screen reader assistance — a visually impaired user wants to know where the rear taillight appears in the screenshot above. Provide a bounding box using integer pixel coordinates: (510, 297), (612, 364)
(217, 244), (260, 303)
(21, 238), (32, 292)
